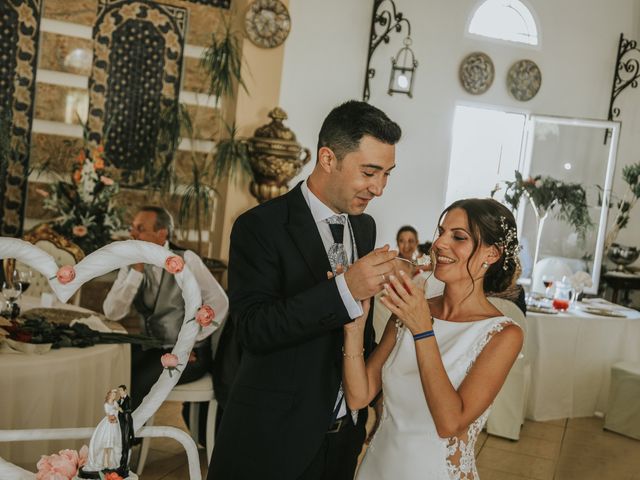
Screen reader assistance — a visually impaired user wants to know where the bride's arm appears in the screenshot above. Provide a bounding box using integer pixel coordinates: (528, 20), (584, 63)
(342, 300), (398, 410)
(380, 272), (523, 438)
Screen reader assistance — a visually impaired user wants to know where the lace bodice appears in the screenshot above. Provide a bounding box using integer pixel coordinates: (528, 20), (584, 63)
(357, 316), (518, 480)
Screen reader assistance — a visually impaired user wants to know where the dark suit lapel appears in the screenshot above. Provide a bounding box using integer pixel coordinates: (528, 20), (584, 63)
(348, 214), (373, 258)
(285, 184), (332, 283)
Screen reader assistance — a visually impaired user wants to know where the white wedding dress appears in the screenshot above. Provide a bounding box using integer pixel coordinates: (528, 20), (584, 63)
(84, 402), (122, 471)
(357, 316), (517, 480)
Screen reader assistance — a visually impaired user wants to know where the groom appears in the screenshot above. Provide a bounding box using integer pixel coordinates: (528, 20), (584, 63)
(208, 100), (401, 479)
(116, 384), (134, 476)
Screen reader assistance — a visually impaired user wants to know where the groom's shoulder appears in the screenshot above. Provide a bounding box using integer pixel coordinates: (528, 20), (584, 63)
(234, 191), (289, 231)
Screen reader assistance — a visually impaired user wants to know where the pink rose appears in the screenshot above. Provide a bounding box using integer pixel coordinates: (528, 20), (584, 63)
(36, 453), (76, 479)
(57, 449), (78, 466)
(56, 265), (76, 284)
(195, 305), (215, 327)
(164, 255), (184, 274)
(100, 175), (114, 186)
(72, 225), (88, 237)
(161, 353), (182, 377)
(35, 188), (50, 197)
(161, 353), (179, 368)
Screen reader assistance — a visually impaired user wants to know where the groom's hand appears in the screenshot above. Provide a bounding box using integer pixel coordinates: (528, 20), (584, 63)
(344, 245), (397, 300)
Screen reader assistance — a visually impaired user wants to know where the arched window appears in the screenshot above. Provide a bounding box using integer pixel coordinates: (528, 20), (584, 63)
(468, 0), (539, 46)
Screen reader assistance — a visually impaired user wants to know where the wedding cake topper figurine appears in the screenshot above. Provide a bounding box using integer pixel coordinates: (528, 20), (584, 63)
(78, 387), (137, 479)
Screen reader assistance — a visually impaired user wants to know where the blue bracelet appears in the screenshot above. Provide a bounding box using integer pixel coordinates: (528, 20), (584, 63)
(413, 330), (435, 341)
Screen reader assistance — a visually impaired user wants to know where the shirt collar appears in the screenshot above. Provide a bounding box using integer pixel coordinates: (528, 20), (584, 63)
(301, 179), (347, 224)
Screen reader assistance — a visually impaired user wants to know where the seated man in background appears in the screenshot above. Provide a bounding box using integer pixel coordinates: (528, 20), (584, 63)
(103, 206), (229, 414)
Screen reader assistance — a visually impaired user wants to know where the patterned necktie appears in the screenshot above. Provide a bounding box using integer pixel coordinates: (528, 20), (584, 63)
(326, 215), (348, 274)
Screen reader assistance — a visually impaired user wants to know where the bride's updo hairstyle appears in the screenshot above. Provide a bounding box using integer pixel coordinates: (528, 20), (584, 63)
(438, 198), (520, 294)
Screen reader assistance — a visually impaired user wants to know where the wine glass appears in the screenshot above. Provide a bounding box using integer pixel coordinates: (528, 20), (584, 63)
(15, 269), (33, 294)
(541, 274), (555, 298)
(1, 279), (22, 319)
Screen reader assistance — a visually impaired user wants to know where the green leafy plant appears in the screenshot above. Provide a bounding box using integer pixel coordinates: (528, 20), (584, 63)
(493, 171), (593, 238)
(200, 16), (248, 105)
(604, 162), (640, 250)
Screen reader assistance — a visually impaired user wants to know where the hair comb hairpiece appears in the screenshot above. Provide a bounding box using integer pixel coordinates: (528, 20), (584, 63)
(496, 216), (521, 271)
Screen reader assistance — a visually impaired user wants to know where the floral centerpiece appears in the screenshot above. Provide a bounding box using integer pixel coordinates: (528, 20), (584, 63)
(492, 171), (593, 270)
(39, 142), (123, 254)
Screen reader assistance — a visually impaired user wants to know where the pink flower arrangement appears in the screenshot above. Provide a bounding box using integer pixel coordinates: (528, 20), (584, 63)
(72, 225), (88, 237)
(36, 445), (87, 480)
(161, 353), (182, 377)
(103, 472), (124, 480)
(164, 255), (185, 274)
(56, 266), (76, 284)
(195, 305), (215, 327)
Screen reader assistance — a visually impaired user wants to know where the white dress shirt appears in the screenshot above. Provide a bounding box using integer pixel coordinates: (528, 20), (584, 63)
(103, 243), (229, 343)
(301, 180), (363, 421)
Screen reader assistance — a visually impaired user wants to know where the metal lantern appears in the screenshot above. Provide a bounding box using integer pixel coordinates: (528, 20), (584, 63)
(388, 37), (417, 97)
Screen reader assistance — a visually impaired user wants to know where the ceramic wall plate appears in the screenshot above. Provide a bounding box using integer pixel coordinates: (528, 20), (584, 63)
(507, 59), (542, 101)
(245, 0), (291, 48)
(459, 52), (495, 95)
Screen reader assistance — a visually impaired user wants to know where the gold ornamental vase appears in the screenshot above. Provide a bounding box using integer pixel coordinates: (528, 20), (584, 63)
(247, 107), (311, 203)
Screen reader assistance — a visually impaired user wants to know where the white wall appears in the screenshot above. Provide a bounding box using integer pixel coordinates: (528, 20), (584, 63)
(280, 0), (640, 264)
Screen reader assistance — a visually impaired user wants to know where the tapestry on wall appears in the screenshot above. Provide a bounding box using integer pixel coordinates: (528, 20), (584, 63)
(87, 0), (187, 187)
(186, 0), (230, 7)
(0, 0), (41, 236)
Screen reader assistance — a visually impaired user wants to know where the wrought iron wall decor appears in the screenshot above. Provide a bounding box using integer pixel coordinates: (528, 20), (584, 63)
(87, 0), (187, 187)
(605, 33), (640, 143)
(0, 0), (41, 237)
(363, 0), (417, 102)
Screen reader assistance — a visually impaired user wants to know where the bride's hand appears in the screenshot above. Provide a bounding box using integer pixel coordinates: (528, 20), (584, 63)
(380, 271), (432, 335)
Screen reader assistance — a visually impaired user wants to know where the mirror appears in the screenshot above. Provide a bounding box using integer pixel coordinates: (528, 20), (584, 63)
(516, 115), (620, 294)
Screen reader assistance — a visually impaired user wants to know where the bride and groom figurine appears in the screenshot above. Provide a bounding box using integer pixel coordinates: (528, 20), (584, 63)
(79, 385), (135, 479)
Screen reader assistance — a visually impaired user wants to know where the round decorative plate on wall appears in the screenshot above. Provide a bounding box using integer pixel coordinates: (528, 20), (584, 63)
(459, 52), (495, 95)
(245, 0), (291, 49)
(507, 59), (542, 101)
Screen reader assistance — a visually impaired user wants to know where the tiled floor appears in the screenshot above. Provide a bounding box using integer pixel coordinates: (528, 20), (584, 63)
(139, 402), (640, 479)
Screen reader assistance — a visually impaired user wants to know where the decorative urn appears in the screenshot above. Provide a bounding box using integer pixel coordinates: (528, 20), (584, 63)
(246, 107), (311, 203)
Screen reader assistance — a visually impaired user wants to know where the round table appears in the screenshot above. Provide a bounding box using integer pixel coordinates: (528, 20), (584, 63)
(0, 297), (130, 469)
(525, 301), (640, 421)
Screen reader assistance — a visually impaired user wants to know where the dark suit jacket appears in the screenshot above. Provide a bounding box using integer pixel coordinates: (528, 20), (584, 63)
(208, 184), (377, 479)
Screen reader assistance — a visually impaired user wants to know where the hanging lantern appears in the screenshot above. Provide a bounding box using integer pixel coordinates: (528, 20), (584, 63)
(388, 37), (418, 97)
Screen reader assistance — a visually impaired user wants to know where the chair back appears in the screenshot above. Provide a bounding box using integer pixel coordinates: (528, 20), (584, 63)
(16, 224), (85, 298)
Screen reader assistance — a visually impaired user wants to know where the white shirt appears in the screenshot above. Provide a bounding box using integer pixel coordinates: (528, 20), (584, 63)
(300, 180), (363, 319)
(301, 180), (363, 421)
(102, 243), (229, 343)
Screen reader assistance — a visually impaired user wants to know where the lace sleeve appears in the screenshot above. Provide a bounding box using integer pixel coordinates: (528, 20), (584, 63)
(465, 318), (519, 374)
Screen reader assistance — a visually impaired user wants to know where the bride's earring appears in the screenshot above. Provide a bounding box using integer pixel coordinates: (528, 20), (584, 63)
(481, 261), (489, 269)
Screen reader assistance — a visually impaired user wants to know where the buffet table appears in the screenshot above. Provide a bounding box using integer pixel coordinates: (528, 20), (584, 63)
(0, 297), (130, 469)
(525, 300), (640, 421)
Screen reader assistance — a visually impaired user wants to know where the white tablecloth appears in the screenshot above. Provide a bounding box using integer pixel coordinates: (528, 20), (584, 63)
(525, 302), (640, 421)
(0, 297), (130, 469)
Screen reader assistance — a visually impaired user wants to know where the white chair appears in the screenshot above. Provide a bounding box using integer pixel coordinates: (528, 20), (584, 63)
(530, 257), (573, 294)
(15, 224), (85, 305)
(604, 361), (640, 440)
(135, 373), (217, 475)
(485, 297), (531, 440)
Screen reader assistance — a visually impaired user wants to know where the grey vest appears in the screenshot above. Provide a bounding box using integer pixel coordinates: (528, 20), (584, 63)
(133, 249), (188, 347)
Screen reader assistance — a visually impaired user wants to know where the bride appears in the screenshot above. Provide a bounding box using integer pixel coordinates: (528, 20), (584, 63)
(83, 389), (122, 472)
(344, 198), (524, 479)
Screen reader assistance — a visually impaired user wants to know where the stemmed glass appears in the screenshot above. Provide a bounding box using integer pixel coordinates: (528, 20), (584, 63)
(541, 274), (555, 298)
(15, 269), (33, 294)
(1, 277), (23, 319)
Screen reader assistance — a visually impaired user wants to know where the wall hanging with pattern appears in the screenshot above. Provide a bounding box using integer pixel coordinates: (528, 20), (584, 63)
(0, 0), (42, 236)
(87, 0), (187, 187)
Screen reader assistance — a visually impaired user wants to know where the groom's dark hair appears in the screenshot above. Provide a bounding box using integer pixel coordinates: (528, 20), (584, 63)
(118, 385), (127, 391)
(317, 100), (401, 162)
